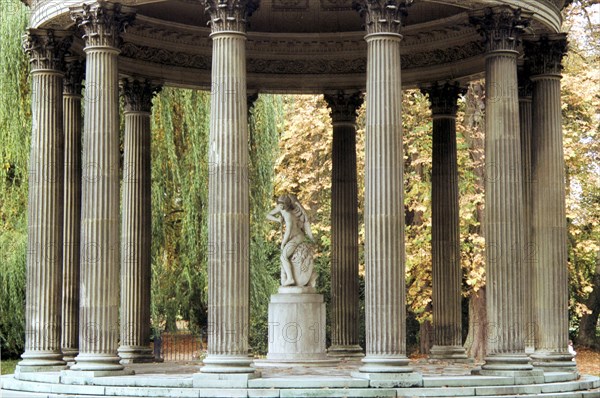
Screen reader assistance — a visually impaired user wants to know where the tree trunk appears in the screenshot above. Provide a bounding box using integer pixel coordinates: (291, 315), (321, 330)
(464, 287), (487, 360)
(420, 319), (433, 355)
(577, 251), (600, 349)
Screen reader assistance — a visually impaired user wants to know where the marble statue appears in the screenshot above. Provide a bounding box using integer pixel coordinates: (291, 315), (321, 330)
(267, 194), (317, 287)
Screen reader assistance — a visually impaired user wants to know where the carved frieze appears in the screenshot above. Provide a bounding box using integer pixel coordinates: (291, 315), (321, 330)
(70, 2), (135, 49)
(63, 56), (84, 95)
(22, 29), (72, 72)
(203, 0), (260, 33)
(524, 35), (568, 77)
(469, 6), (530, 53)
(324, 91), (364, 123)
(118, 38), (484, 74)
(121, 79), (161, 113)
(352, 0), (412, 35)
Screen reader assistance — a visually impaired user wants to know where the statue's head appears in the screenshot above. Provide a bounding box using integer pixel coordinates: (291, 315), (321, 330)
(277, 195), (294, 211)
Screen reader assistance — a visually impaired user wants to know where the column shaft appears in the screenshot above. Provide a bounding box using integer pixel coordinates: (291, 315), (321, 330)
(70, 2), (135, 371)
(517, 77), (535, 352)
(362, 33), (411, 373)
(202, 31), (253, 373)
(61, 58), (84, 364)
(118, 89), (154, 363)
(424, 83), (467, 360)
(527, 35), (575, 372)
(18, 29), (70, 372)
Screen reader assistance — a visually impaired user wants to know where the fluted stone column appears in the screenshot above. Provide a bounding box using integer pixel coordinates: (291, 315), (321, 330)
(324, 91), (364, 358)
(118, 79), (160, 364)
(422, 83), (468, 362)
(354, 1), (421, 385)
(199, 0), (258, 376)
(62, 56), (84, 365)
(70, 2), (135, 373)
(517, 67), (536, 354)
(17, 29), (71, 374)
(526, 35), (576, 372)
(470, 7), (536, 376)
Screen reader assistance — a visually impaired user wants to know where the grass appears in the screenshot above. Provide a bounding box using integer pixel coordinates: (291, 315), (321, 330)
(1, 359), (18, 375)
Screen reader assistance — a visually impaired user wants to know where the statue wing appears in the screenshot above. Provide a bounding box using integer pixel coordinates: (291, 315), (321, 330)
(291, 195), (315, 242)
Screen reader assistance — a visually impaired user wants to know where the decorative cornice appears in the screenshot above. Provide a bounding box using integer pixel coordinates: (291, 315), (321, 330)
(121, 78), (161, 113)
(403, 41), (484, 69)
(22, 29), (72, 72)
(352, 0), (412, 36)
(469, 6), (530, 53)
(70, 2), (136, 49)
(121, 42), (210, 69)
(203, 0), (259, 34)
(524, 34), (568, 77)
(63, 56), (85, 95)
(324, 91), (364, 123)
(421, 82), (465, 116)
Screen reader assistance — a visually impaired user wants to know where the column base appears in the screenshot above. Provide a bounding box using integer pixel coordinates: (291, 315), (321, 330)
(429, 345), (470, 362)
(200, 354), (257, 374)
(531, 351), (578, 373)
(359, 355), (413, 373)
(18, 350), (66, 370)
(62, 348), (78, 365)
(327, 344), (364, 358)
(118, 345), (155, 364)
(71, 353), (125, 372)
(352, 368), (423, 388)
(477, 354), (543, 384)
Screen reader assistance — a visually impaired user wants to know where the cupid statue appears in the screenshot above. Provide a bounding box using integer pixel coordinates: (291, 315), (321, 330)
(267, 194), (316, 287)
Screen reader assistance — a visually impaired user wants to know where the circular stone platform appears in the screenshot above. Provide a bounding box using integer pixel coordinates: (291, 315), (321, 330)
(2, 360), (599, 398)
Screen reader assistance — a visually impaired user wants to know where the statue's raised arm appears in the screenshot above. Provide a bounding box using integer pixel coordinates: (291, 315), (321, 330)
(267, 194), (317, 287)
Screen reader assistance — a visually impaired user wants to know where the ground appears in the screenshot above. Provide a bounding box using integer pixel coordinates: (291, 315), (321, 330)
(1, 348), (598, 376)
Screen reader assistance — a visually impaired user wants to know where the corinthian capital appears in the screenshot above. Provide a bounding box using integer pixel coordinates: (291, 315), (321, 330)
(121, 79), (162, 113)
(22, 29), (73, 72)
(64, 56), (85, 96)
(324, 91), (364, 124)
(524, 34), (568, 77)
(70, 2), (136, 49)
(421, 82), (466, 116)
(203, 0), (260, 34)
(469, 6), (531, 53)
(352, 0), (412, 35)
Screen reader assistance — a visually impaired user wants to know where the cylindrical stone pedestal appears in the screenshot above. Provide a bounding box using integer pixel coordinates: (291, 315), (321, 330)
(118, 80), (157, 364)
(325, 92), (364, 358)
(526, 36), (576, 373)
(18, 29), (71, 373)
(261, 287), (337, 366)
(423, 83), (468, 362)
(61, 57), (84, 365)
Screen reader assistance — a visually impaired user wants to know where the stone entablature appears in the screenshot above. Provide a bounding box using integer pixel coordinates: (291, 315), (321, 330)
(23, 0), (563, 92)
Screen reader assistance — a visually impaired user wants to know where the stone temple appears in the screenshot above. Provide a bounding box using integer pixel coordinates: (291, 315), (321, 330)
(2, 0), (599, 397)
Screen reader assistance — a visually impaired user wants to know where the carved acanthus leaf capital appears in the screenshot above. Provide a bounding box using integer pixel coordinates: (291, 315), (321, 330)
(352, 0), (412, 35)
(203, 0), (260, 34)
(524, 35), (568, 77)
(421, 82), (466, 116)
(70, 2), (136, 49)
(469, 7), (530, 53)
(22, 29), (73, 72)
(517, 65), (532, 99)
(63, 56), (85, 95)
(121, 79), (162, 113)
(324, 91), (364, 123)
